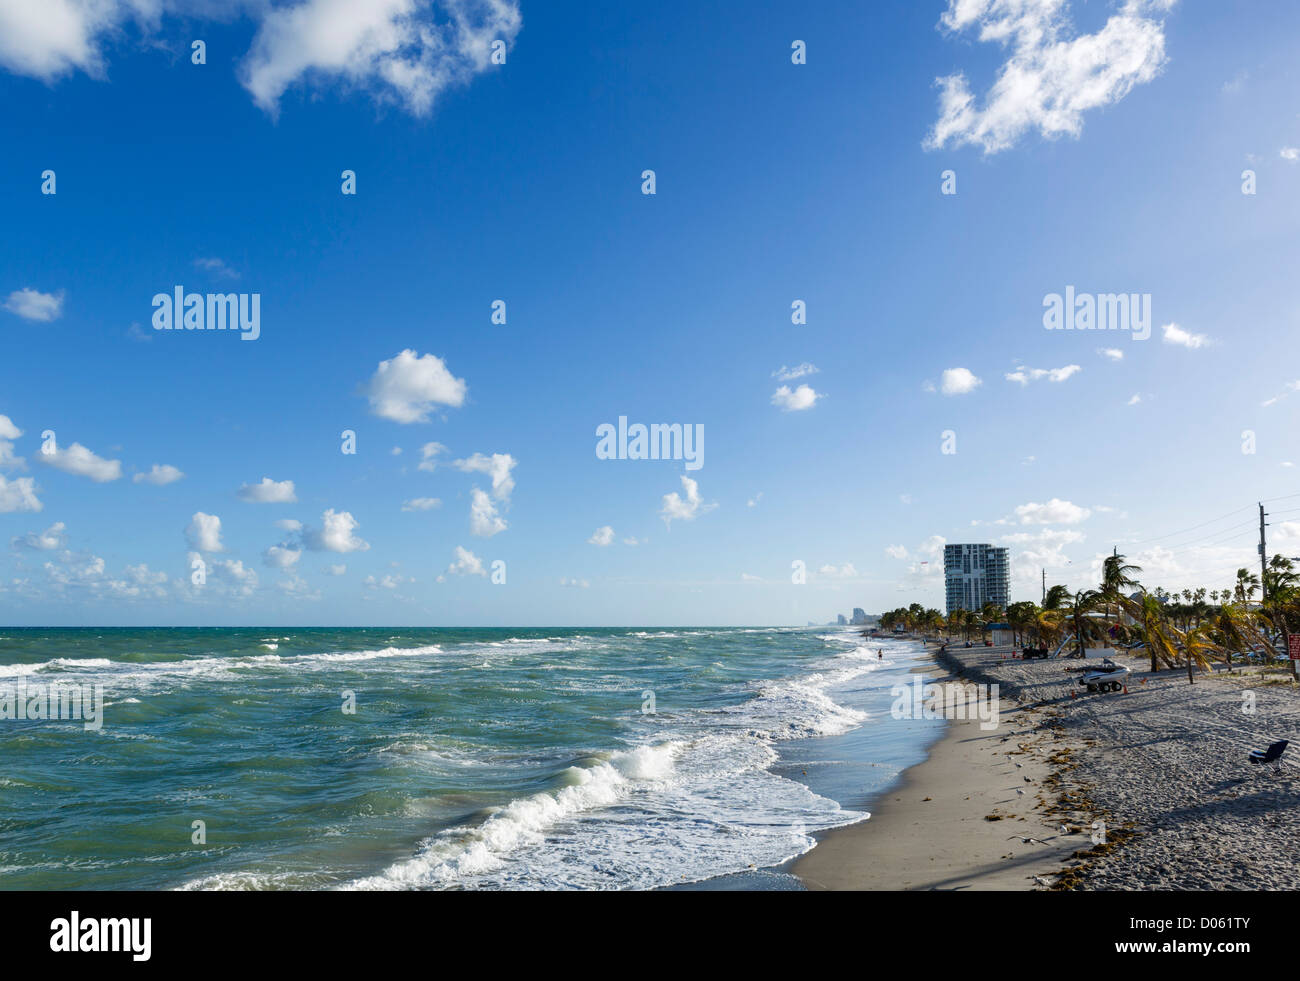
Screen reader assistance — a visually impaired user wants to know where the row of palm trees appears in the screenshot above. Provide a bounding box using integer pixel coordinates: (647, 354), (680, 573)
(874, 553), (1300, 684)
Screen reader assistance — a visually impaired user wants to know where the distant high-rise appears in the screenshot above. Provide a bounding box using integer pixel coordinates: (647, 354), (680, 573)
(944, 544), (1010, 615)
(850, 608), (868, 626)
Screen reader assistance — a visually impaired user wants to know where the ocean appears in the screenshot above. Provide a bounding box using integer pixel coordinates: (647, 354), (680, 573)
(0, 626), (942, 890)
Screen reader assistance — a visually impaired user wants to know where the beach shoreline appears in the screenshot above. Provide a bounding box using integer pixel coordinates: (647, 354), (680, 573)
(793, 642), (1084, 890)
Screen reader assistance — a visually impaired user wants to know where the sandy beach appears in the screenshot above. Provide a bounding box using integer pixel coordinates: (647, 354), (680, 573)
(796, 642), (1300, 890)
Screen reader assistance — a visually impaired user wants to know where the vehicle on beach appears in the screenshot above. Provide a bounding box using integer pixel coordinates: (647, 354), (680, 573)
(1074, 659), (1131, 693)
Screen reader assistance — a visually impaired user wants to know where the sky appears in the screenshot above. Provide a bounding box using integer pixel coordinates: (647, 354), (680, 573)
(2, 0), (1300, 626)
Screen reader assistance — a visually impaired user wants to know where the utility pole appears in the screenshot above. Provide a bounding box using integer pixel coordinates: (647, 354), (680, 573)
(1258, 503), (1294, 680)
(1041, 568), (1046, 605)
(1259, 503), (1269, 604)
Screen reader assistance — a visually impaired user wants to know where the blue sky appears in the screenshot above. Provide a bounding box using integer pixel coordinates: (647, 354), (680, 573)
(2, 0), (1300, 626)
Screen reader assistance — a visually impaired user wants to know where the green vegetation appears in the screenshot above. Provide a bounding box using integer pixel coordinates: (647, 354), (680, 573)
(871, 552), (1300, 683)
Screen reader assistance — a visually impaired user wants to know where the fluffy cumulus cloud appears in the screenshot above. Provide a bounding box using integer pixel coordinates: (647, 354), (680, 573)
(303, 509), (370, 552)
(1014, 498), (1091, 525)
(186, 512), (224, 552)
(926, 0), (1177, 154)
(0, 475), (41, 513)
(468, 487), (506, 537)
(885, 544), (909, 559)
(263, 544), (302, 569)
(0, 414), (25, 471)
(660, 475), (716, 527)
(587, 525), (615, 546)
(445, 544), (485, 577)
(1160, 322), (1210, 349)
(453, 452), (516, 501)
(134, 463), (184, 485)
(1005, 364), (1081, 385)
(771, 384), (821, 411)
(237, 476), (298, 503)
(37, 442), (122, 482)
(3, 287), (64, 322)
(11, 521), (67, 550)
(240, 0), (522, 117)
(366, 349), (467, 423)
(938, 367), (981, 396)
(0, 1), (521, 119)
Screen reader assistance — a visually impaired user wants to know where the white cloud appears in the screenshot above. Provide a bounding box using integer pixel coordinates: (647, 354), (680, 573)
(1015, 498), (1091, 525)
(0, 475), (41, 513)
(324, 563), (347, 576)
(771, 384), (821, 411)
(390, 446), (402, 455)
(588, 525), (615, 546)
(925, 0), (1176, 155)
(37, 442), (122, 482)
(818, 562), (858, 579)
(0, 414), (25, 471)
(417, 441), (447, 472)
(885, 544), (909, 559)
(939, 367), (981, 396)
(772, 363), (819, 381)
(1098, 348), (1124, 361)
(237, 477), (298, 503)
(747, 492), (763, 508)
(264, 544), (302, 569)
(364, 573), (407, 590)
(11, 521), (66, 550)
(1128, 393), (1143, 405)
(445, 545), (485, 577)
(3, 287), (63, 322)
(623, 537), (641, 546)
(919, 535), (947, 557)
(134, 463), (184, 485)
(186, 512), (224, 552)
(239, 0), (522, 118)
(660, 475), (716, 526)
(1160, 322), (1210, 349)
(1281, 147), (1300, 162)
(194, 256), (239, 279)
(275, 518), (303, 533)
(277, 574), (320, 599)
(0, 1), (521, 119)
(402, 496), (441, 511)
(212, 558), (258, 597)
(1005, 364), (1081, 385)
(560, 577), (590, 588)
(468, 487), (507, 537)
(366, 349), (467, 423)
(303, 509), (370, 553)
(453, 452), (516, 501)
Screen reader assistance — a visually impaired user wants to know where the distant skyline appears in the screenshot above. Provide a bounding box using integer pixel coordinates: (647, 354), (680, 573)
(3, 0), (1300, 625)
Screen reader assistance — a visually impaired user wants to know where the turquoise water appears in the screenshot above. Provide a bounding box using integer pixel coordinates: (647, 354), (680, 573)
(0, 626), (939, 889)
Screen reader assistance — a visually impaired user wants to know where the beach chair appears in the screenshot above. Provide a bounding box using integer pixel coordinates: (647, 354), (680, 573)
(1248, 740), (1288, 773)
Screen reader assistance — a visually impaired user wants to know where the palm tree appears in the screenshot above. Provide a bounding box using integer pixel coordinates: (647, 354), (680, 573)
(1121, 592), (1180, 673)
(1235, 568), (1260, 604)
(1065, 589), (1103, 657)
(1177, 620), (1221, 685)
(1043, 584), (1070, 611)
